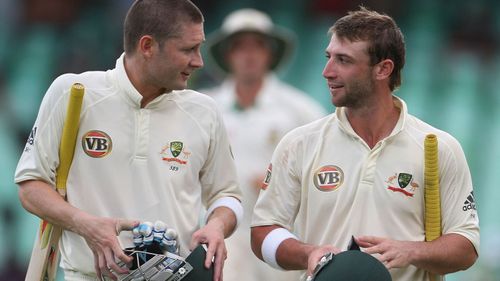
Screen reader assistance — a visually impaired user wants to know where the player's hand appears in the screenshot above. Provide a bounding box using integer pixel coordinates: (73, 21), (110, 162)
(306, 245), (341, 277)
(76, 213), (139, 280)
(190, 217), (227, 281)
(356, 236), (417, 269)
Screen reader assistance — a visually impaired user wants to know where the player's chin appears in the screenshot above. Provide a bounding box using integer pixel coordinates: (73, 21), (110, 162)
(172, 80), (188, 91)
(330, 91), (346, 107)
(330, 96), (342, 107)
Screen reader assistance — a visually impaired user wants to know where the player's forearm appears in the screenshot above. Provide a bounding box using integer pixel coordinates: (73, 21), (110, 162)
(276, 236), (314, 270)
(251, 225), (313, 270)
(412, 233), (478, 274)
(18, 180), (86, 234)
(206, 206), (237, 238)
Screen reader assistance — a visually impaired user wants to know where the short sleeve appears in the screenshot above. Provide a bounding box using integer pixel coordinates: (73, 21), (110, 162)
(251, 133), (302, 230)
(439, 135), (480, 253)
(14, 75), (75, 186)
(199, 102), (242, 207)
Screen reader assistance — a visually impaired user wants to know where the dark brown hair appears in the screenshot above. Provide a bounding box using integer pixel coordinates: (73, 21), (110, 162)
(329, 7), (405, 91)
(123, 0), (204, 54)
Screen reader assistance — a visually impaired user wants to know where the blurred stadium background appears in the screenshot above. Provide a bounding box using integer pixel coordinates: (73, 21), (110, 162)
(0, 0), (499, 280)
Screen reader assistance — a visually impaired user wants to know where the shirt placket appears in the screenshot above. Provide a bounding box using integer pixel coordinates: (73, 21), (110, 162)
(135, 109), (150, 159)
(359, 141), (385, 188)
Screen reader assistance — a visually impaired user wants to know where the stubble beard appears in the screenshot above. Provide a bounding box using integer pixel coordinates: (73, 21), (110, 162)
(336, 77), (374, 109)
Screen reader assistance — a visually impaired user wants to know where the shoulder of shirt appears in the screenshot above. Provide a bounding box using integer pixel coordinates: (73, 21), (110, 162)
(404, 113), (464, 153)
(170, 89), (219, 111)
(50, 70), (114, 97)
(52, 70), (108, 87)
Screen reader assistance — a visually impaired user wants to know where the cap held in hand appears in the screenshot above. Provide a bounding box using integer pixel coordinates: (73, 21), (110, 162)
(311, 250), (392, 281)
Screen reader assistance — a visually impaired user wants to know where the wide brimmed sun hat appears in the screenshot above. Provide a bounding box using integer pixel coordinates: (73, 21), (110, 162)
(207, 8), (295, 74)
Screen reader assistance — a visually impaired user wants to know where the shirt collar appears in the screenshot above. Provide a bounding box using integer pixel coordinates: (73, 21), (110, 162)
(390, 96), (407, 137)
(114, 53), (143, 106)
(336, 95), (407, 139)
(113, 53), (171, 108)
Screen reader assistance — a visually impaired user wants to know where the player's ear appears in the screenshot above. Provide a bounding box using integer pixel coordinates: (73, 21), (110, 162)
(373, 59), (394, 82)
(138, 35), (156, 58)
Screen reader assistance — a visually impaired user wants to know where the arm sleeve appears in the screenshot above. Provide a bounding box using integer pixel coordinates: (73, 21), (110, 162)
(439, 136), (480, 253)
(14, 75), (73, 186)
(251, 132), (302, 230)
(199, 104), (242, 208)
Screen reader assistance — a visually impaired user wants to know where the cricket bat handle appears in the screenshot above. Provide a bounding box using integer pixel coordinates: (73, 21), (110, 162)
(424, 134), (442, 281)
(25, 83), (84, 281)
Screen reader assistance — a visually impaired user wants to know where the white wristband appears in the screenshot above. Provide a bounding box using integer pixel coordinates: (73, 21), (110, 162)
(261, 228), (297, 270)
(205, 197), (243, 229)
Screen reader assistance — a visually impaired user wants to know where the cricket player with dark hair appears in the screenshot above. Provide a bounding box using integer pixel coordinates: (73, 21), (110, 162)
(250, 7), (479, 281)
(14, 1), (242, 280)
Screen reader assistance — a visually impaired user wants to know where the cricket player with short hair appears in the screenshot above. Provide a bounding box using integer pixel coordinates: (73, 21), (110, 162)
(250, 7), (479, 281)
(14, 1), (242, 280)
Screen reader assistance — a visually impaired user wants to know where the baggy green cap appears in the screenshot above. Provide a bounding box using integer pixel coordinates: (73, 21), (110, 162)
(312, 250), (392, 281)
(183, 244), (214, 281)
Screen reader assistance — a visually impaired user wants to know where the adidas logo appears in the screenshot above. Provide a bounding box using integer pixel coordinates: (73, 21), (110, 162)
(462, 192), (476, 211)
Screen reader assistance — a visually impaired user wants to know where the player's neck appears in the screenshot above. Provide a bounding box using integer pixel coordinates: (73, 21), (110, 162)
(124, 55), (167, 108)
(345, 94), (400, 149)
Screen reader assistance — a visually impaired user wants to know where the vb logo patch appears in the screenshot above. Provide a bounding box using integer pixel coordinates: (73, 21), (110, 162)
(313, 165), (344, 192)
(160, 141), (191, 165)
(386, 172), (419, 197)
(82, 130), (112, 158)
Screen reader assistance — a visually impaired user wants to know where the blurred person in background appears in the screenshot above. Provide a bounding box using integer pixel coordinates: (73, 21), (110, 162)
(14, 0), (242, 280)
(201, 8), (326, 281)
(250, 7), (479, 281)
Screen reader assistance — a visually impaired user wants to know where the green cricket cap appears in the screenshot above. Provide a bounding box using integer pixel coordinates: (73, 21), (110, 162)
(313, 250), (392, 281)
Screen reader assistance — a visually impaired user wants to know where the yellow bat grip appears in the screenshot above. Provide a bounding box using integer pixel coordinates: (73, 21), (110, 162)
(55, 83), (85, 197)
(424, 134), (441, 242)
(40, 83), (84, 249)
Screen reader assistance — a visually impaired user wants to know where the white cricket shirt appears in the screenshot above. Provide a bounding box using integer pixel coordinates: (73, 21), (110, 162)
(252, 97), (479, 281)
(15, 54), (242, 276)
